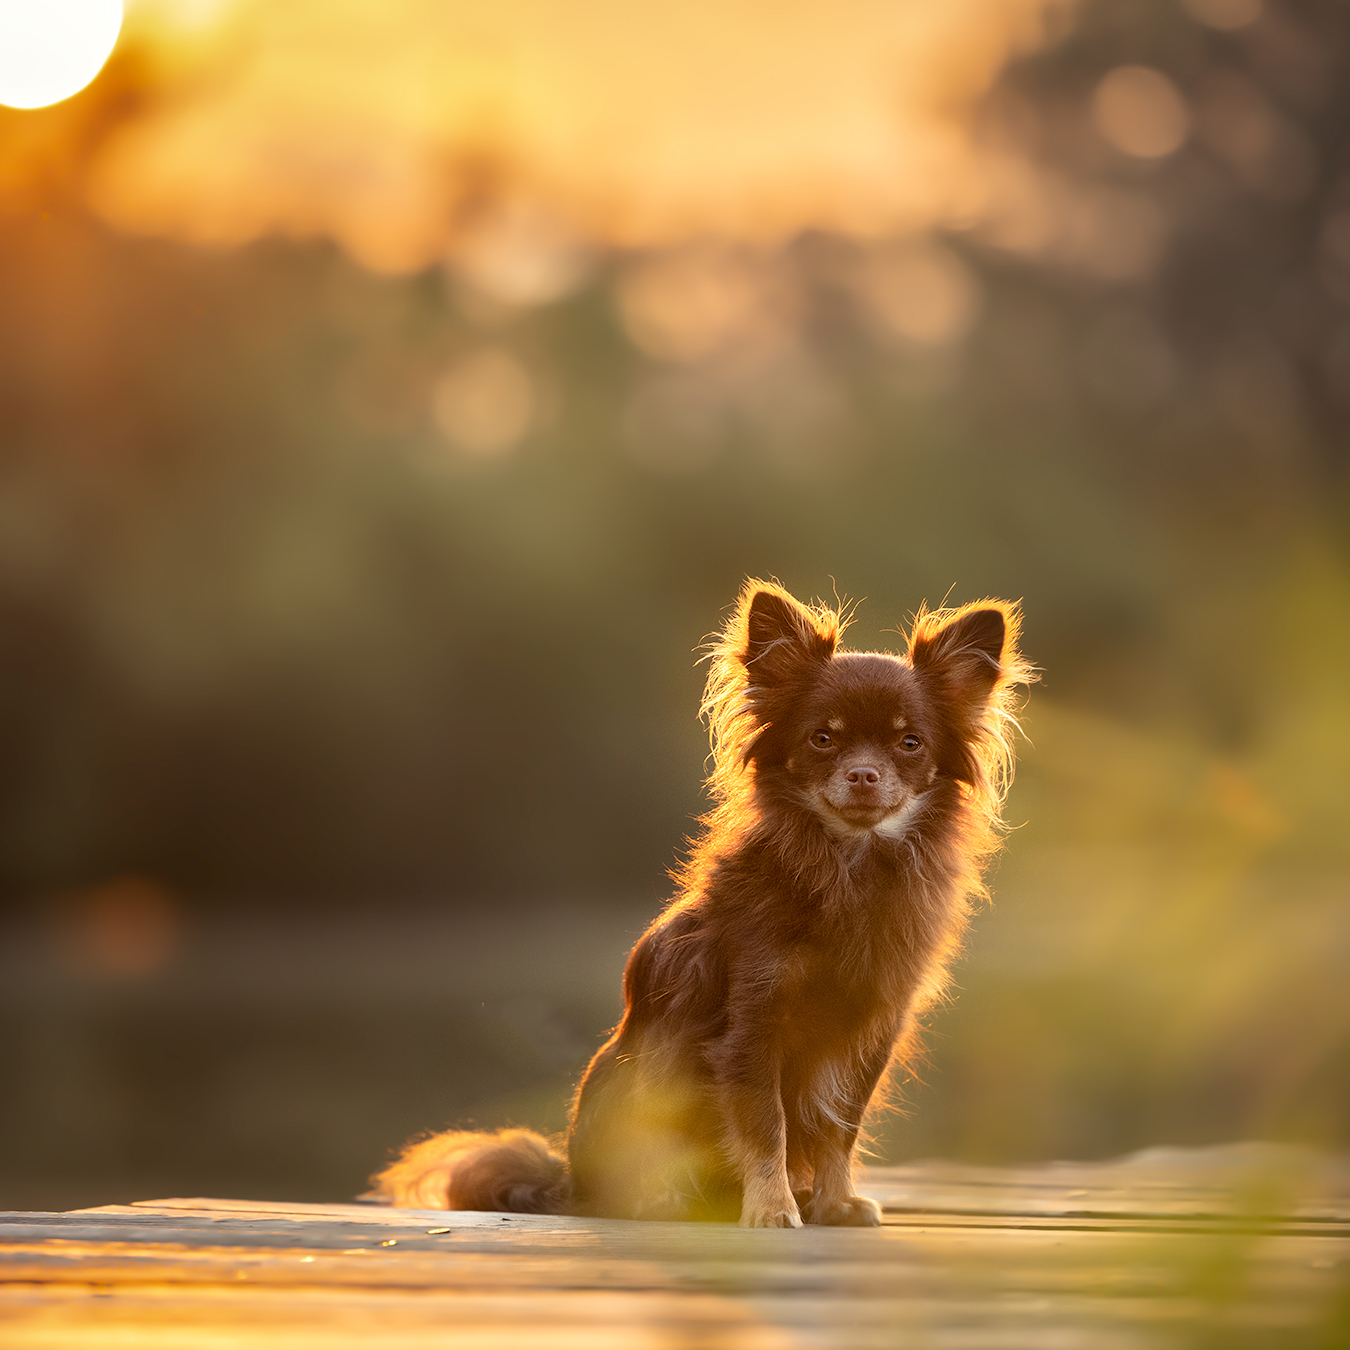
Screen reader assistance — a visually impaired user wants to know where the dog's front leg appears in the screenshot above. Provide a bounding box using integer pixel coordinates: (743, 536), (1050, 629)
(804, 1135), (882, 1227)
(800, 1040), (891, 1227)
(707, 1031), (801, 1228)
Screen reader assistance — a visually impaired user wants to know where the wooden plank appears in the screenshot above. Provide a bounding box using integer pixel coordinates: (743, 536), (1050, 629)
(2, 1233), (1346, 1350)
(36, 1200), (1350, 1242)
(860, 1151), (1350, 1223)
(2, 1152), (1347, 1349)
(86, 1198), (597, 1228)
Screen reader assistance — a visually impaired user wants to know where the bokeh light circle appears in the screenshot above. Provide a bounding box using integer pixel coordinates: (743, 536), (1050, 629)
(0, 0), (123, 110)
(1092, 66), (1190, 160)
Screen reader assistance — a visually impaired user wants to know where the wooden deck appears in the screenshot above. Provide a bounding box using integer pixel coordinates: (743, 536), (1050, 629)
(3, 1147), (1347, 1348)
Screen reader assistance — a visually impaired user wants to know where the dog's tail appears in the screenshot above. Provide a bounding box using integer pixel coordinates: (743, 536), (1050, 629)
(366, 1127), (571, 1214)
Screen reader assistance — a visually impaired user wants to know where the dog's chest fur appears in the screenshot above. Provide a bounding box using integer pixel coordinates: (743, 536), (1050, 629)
(703, 819), (958, 1011)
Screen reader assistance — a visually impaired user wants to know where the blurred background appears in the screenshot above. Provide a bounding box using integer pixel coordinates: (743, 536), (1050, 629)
(2, 0), (1348, 1211)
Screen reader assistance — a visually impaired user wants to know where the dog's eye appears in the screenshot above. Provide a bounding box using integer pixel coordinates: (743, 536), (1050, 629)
(901, 734), (922, 752)
(810, 730), (834, 749)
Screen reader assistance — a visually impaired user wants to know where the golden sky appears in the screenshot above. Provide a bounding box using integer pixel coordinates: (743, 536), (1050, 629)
(92, 0), (1070, 271)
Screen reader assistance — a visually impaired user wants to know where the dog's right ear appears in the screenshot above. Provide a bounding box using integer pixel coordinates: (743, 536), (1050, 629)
(703, 582), (844, 778)
(741, 586), (837, 685)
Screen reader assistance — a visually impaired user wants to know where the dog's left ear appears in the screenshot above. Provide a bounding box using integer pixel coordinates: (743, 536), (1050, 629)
(909, 607), (1006, 710)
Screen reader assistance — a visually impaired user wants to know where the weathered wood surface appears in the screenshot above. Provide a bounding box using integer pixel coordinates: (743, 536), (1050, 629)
(2, 1147), (1347, 1348)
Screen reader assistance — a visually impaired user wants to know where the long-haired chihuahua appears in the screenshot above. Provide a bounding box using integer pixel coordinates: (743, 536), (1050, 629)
(371, 580), (1031, 1227)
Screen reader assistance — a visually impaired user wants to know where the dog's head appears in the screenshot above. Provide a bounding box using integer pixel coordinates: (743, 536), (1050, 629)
(705, 582), (1026, 839)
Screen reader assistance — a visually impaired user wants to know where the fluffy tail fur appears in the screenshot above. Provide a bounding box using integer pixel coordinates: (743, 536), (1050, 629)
(369, 1127), (570, 1214)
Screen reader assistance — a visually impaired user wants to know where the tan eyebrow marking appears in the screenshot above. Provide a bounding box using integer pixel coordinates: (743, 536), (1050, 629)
(892, 715), (909, 730)
(827, 717), (844, 732)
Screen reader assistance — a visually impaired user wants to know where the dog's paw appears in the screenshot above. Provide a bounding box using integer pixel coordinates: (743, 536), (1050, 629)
(802, 1193), (882, 1227)
(739, 1205), (804, 1229)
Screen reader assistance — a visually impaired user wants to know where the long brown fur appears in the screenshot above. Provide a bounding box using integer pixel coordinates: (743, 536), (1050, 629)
(370, 580), (1032, 1226)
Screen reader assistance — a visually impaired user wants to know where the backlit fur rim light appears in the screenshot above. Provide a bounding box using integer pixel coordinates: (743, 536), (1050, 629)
(697, 579), (1036, 897)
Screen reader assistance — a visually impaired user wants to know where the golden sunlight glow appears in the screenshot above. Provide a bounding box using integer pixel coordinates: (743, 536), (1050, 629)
(89, 0), (1071, 271)
(0, 0), (122, 109)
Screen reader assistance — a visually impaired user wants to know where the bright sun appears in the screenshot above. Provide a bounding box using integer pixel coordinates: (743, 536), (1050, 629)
(0, 0), (123, 110)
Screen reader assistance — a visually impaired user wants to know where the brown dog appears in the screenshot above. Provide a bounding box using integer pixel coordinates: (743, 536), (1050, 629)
(371, 581), (1031, 1226)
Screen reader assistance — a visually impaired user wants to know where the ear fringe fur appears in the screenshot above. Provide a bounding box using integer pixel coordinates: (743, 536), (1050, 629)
(907, 598), (1037, 896)
(700, 579), (847, 808)
(908, 599), (1035, 799)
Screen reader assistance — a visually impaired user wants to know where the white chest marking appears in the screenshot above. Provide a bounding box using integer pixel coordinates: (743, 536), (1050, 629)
(871, 792), (931, 842)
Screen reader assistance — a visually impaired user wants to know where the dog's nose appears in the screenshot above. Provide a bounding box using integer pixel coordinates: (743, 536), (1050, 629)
(846, 766), (881, 787)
